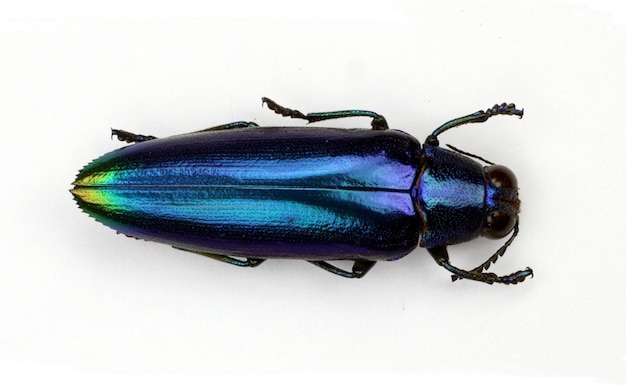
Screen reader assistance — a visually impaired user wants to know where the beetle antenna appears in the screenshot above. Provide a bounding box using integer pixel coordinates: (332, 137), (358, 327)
(428, 240), (532, 285)
(445, 144), (494, 165)
(452, 220), (520, 281)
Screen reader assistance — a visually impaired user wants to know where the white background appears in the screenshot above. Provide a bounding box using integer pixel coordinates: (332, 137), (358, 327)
(1, 1), (625, 385)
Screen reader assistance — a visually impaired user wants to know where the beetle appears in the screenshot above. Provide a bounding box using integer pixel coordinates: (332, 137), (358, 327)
(71, 97), (533, 284)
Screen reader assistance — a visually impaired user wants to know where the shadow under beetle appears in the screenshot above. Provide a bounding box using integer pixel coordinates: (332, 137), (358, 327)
(71, 97), (533, 285)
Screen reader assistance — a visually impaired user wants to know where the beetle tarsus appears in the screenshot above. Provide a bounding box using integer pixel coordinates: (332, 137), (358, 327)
(262, 97), (308, 120)
(111, 129), (158, 143)
(308, 259), (376, 278)
(262, 97), (389, 131)
(484, 103), (524, 120)
(428, 102), (524, 144)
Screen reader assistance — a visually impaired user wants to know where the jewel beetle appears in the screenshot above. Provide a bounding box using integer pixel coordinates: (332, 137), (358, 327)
(71, 97), (533, 284)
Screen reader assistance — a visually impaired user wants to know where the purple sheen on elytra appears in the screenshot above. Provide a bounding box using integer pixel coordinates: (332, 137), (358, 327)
(72, 127), (423, 261)
(74, 127), (418, 190)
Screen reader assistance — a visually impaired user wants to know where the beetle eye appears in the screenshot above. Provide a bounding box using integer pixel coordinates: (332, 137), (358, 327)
(484, 210), (516, 239)
(485, 164), (517, 189)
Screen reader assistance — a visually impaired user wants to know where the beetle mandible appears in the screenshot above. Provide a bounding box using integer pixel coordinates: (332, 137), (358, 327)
(71, 97), (533, 284)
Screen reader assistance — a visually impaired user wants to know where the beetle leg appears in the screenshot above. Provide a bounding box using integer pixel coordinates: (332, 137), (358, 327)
(426, 102), (524, 146)
(195, 121), (259, 132)
(308, 259), (376, 278)
(262, 97), (389, 131)
(427, 246), (533, 285)
(111, 122), (259, 144)
(111, 129), (158, 143)
(173, 247), (265, 267)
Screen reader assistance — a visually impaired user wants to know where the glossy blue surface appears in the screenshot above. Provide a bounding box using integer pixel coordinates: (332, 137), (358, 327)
(417, 144), (486, 248)
(73, 127), (422, 260)
(71, 99), (530, 284)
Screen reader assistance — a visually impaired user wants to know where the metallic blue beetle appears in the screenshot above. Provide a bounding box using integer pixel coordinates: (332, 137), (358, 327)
(71, 98), (533, 284)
